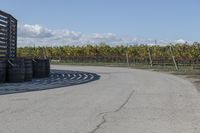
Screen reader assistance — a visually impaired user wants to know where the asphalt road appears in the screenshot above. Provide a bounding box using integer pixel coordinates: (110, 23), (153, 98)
(0, 65), (200, 133)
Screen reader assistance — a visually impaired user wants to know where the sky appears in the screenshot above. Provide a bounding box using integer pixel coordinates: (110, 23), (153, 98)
(0, 0), (200, 46)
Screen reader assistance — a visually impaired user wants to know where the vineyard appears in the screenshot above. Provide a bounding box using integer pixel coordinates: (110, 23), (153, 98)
(17, 43), (200, 71)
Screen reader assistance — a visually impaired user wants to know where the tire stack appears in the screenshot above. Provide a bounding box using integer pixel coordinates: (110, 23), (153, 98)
(24, 59), (33, 81)
(45, 59), (50, 77)
(0, 58), (50, 83)
(33, 59), (46, 78)
(7, 59), (25, 83)
(0, 60), (7, 83)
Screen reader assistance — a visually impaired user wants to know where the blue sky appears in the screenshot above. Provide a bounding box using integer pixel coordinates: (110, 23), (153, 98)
(0, 0), (199, 46)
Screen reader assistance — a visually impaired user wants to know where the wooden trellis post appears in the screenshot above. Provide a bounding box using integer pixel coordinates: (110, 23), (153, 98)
(169, 45), (179, 70)
(126, 44), (130, 67)
(42, 47), (47, 59)
(148, 47), (153, 67)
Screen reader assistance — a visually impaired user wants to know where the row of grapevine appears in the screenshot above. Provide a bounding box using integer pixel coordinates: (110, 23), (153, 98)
(17, 43), (200, 64)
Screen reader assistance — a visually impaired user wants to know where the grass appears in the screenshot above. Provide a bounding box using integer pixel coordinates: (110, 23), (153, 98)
(51, 61), (129, 67)
(51, 60), (200, 76)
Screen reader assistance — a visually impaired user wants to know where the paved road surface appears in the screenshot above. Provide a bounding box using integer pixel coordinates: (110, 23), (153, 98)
(0, 65), (200, 133)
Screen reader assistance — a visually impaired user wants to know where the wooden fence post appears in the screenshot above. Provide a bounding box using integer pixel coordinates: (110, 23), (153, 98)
(126, 45), (130, 67)
(148, 47), (153, 67)
(169, 45), (179, 70)
(42, 47), (47, 59)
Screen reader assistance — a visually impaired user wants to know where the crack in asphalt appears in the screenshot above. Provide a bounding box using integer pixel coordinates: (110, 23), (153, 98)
(89, 115), (106, 133)
(89, 90), (135, 133)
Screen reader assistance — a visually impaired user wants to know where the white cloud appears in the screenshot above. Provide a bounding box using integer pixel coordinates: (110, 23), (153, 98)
(17, 23), (191, 47)
(18, 24), (129, 47)
(80, 33), (123, 44)
(18, 24), (53, 38)
(175, 39), (187, 44)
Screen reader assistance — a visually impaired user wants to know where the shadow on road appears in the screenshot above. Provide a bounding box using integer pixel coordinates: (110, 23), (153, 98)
(0, 69), (100, 95)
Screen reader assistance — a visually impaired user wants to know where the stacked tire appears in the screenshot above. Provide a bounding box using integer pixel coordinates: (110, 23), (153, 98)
(45, 59), (50, 77)
(24, 59), (33, 81)
(7, 59), (25, 82)
(32, 58), (50, 78)
(0, 58), (50, 83)
(0, 60), (6, 83)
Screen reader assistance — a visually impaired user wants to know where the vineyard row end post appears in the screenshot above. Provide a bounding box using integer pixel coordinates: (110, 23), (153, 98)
(169, 45), (179, 70)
